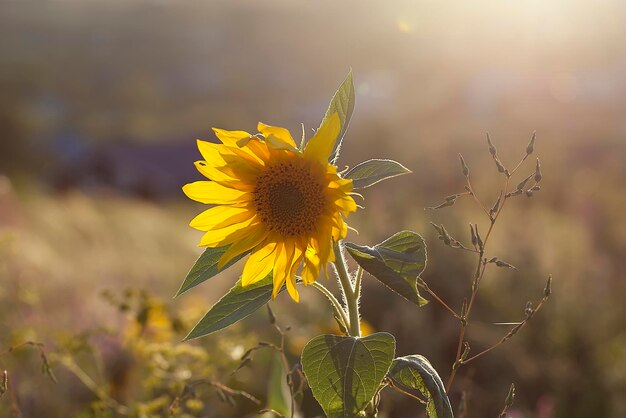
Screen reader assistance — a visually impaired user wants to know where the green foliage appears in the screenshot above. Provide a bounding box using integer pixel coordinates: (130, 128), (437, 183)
(319, 70), (355, 164)
(301, 332), (395, 418)
(185, 274), (277, 340)
(345, 231), (428, 307)
(266, 353), (292, 417)
(389, 355), (454, 418)
(176, 246), (249, 296)
(345, 159), (411, 189)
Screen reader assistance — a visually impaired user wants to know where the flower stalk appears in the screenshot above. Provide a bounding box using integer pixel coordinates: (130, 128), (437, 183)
(333, 242), (361, 337)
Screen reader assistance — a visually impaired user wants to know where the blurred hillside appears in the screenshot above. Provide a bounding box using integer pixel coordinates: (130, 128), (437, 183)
(1, 0), (626, 417)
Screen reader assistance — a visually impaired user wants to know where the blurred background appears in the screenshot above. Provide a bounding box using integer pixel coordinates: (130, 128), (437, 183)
(1, 0), (625, 417)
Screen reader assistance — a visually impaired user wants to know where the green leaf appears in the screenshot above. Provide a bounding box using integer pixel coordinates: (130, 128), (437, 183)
(345, 159), (411, 189)
(267, 352), (292, 416)
(319, 70), (355, 164)
(301, 332), (395, 418)
(345, 231), (428, 307)
(388, 355), (454, 418)
(175, 245), (249, 297)
(184, 274), (274, 340)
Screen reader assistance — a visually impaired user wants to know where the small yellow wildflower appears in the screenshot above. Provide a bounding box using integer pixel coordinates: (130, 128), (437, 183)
(183, 113), (356, 302)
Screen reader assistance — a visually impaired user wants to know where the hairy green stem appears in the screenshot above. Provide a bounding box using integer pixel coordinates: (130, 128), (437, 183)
(354, 266), (364, 302)
(310, 281), (350, 330)
(333, 242), (361, 337)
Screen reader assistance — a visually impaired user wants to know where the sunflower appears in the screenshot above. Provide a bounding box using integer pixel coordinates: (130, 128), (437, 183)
(183, 113), (357, 302)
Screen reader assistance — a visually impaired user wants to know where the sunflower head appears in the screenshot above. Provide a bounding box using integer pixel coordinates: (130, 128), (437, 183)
(183, 113), (356, 302)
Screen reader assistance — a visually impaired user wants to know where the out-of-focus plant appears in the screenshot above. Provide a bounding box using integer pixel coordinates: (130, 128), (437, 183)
(177, 71), (550, 417)
(0, 287), (264, 418)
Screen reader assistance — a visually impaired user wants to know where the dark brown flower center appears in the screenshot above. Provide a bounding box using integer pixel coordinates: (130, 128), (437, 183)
(253, 160), (326, 237)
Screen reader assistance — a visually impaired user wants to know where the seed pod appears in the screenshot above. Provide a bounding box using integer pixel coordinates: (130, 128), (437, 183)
(516, 174), (533, 191)
(494, 157), (506, 173)
(490, 192), (503, 218)
(534, 158), (542, 182)
(458, 153), (470, 177)
(487, 133), (498, 157)
(544, 275), (552, 297)
(469, 224), (477, 248)
(474, 224), (484, 251)
(495, 260), (517, 270)
(525, 301), (534, 318)
(526, 132), (536, 155)
(460, 342), (471, 362)
(441, 225), (452, 246)
(426, 199), (456, 210)
(507, 189), (524, 198)
(430, 222), (444, 235)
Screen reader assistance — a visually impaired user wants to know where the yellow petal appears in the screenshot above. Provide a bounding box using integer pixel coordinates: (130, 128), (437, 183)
(241, 138), (271, 162)
(197, 140), (230, 166)
(272, 241), (291, 299)
(189, 205), (254, 231)
(304, 112), (340, 164)
(311, 220), (334, 265)
(331, 215), (348, 241)
(212, 128), (252, 146)
(210, 129), (269, 164)
(334, 195), (357, 213)
(265, 135), (299, 152)
(225, 145), (267, 167)
(194, 161), (254, 192)
(198, 217), (257, 247)
(285, 274), (299, 302)
(196, 140), (262, 183)
(301, 246), (321, 285)
(328, 177), (353, 191)
(241, 241), (276, 286)
(183, 181), (250, 205)
(217, 225), (268, 269)
(194, 160), (233, 181)
(285, 246), (304, 302)
(258, 122), (297, 148)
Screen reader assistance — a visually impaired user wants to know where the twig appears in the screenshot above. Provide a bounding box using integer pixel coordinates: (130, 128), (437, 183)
(446, 174), (510, 391)
(169, 378), (261, 416)
(460, 287), (550, 365)
(417, 279), (460, 319)
(59, 355), (130, 415)
(384, 378), (427, 405)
